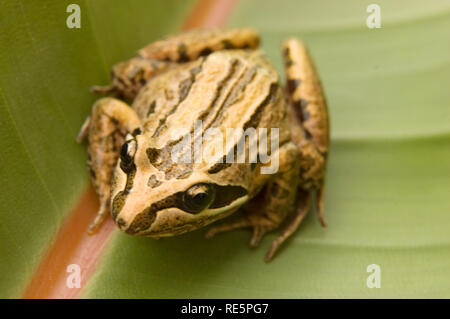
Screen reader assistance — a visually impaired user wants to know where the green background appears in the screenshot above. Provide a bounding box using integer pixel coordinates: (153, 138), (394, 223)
(0, 0), (449, 298)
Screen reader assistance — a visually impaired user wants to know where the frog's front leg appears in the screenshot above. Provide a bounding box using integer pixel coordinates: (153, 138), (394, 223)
(206, 142), (301, 261)
(77, 98), (140, 234)
(282, 38), (330, 227)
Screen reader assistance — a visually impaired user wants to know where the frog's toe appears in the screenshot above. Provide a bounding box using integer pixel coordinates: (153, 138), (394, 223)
(76, 116), (91, 143)
(265, 243), (278, 262)
(90, 84), (116, 95)
(87, 202), (109, 235)
(264, 193), (311, 262)
(205, 219), (251, 239)
(316, 186), (327, 228)
(206, 217), (274, 251)
(249, 226), (271, 248)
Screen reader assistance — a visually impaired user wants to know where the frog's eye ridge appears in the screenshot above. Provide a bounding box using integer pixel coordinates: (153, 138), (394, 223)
(182, 183), (216, 214)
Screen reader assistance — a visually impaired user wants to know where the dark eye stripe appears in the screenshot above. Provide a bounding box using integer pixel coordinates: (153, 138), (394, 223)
(125, 184), (248, 234)
(111, 163), (136, 221)
(209, 185), (248, 209)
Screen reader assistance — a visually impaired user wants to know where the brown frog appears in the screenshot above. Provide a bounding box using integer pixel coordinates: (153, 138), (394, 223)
(77, 28), (329, 261)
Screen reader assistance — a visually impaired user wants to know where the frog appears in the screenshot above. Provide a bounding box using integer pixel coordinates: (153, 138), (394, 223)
(77, 28), (329, 262)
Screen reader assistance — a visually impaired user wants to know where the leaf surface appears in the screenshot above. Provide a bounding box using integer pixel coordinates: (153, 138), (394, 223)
(82, 0), (450, 298)
(0, 0), (195, 298)
(1, 0), (449, 298)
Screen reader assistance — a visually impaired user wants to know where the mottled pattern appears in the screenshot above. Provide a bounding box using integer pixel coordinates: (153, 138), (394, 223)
(139, 28), (260, 62)
(91, 57), (172, 101)
(147, 174), (162, 188)
(282, 37), (329, 231)
(111, 165), (136, 221)
(77, 98), (140, 233)
(79, 28), (330, 261)
(283, 38), (329, 155)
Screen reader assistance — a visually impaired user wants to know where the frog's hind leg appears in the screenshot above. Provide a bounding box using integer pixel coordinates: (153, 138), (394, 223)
(206, 142), (301, 259)
(265, 188), (310, 261)
(77, 98), (140, 234)
(138, 28), (260, 62)
(282, 38), (330, 227)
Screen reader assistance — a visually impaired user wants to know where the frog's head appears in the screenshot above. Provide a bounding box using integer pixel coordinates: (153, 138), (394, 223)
(110, 133), (249, 237)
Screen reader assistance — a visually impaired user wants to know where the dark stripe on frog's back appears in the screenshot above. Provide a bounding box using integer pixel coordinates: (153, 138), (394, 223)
(243, 82), (279, 130)
(149, 54), (246, 139)
(148, 57), (258, 178)
(145, 58), (243, 180)
(207, 82), (282, 174)
(151, 61), (204, 138)
(205, 66), (258, 129)
(147, 51), (254, 136)
(204, 51), (281, 133)
(146, 52), (281, 177)
(146, 100), (156, 117)
(173, 79), (279, 176)
(194, 53), (276, 146)
(148, 51), (251, 136)
(173, 55), (245, 135)
(132, 60), (198, 122)
(187, 58), (244, 145)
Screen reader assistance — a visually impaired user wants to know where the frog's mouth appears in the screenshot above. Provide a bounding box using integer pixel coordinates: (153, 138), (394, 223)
(122, 194), (248, 237)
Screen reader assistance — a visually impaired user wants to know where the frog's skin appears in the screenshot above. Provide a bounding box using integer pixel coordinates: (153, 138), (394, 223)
(78, 28), (329, 261)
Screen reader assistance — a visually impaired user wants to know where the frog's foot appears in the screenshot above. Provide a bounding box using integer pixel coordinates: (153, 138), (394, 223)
(79, 97), (140, 234)
(87, 201), (108, 235)
(90, 84), (116, 95)
(76, 116), (91, 143)
(206, 141), (303, 260)
(316, 185), (327, 228)
(265, 189), (311, 262)
(205, 214), (275, 248)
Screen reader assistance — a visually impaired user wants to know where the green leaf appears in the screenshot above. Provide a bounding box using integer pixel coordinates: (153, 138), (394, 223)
(1, 0), (449, 299)
(0, 0), (195, 298)
(82, 0), (450, 298)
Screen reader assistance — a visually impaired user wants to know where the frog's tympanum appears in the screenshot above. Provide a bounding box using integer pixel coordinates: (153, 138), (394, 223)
(78, 28), (329, 261)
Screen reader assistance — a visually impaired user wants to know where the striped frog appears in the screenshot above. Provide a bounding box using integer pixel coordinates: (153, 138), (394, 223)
(77, 28), (329, 261)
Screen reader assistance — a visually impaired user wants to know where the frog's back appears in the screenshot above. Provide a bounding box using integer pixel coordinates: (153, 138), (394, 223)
(132, 50), (291, 149)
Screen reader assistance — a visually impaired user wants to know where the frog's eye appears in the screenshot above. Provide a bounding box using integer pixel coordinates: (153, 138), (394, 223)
(120, 139), (137, 167)
(182, 183), (216, 214)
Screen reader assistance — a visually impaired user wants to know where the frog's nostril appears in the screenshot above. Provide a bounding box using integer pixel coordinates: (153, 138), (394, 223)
(116, 217), (127, 230)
